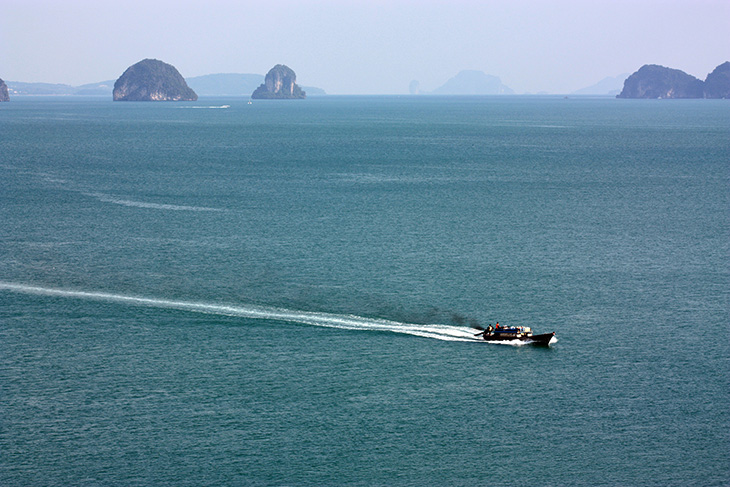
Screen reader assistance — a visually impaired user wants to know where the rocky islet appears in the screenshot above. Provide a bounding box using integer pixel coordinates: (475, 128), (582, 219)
(113, 59), (197, 101)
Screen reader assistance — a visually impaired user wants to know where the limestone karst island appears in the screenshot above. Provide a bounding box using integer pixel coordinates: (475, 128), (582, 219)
(0, 78), (9, 102)
(617, 62), (730, 99)
(113, 59), (198, 101)
(251, 65), (306, 99)
(703, 62), (730, 99)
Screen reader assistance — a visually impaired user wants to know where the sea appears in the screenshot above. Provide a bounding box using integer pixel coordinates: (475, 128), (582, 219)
(1, 95), (728, 486)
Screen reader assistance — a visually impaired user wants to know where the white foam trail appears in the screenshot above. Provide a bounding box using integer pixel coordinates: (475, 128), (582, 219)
(176, 105), (230, 109)
(0, 282), (483, 342)
(84, 193), (224, 212)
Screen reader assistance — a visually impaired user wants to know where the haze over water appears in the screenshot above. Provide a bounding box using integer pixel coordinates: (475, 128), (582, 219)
(3, 0), (729, 94)
(1, 96), (729, 486)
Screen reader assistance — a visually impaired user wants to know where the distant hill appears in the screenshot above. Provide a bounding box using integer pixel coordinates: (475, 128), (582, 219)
(429, 70), (514, 95)
(6, 81), (77, 95)
(6, 80), (117, 96)
(300, 85), (326, 96)
(572, 74), (629, 95)
(186, 73), (264, 96)
(187, 73), (326, 96)
(74, 81), (115, 95)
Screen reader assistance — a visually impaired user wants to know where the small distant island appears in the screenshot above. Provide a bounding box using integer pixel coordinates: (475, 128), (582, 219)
(617, 62), (729, 99)
(410, 70), (514, 95)
(432, 70), (514, 95)
(251, 65), (305, 99)
(113, 59), (198, 101)
(572, 74), (629, 96)
(0, 78), (9, 102)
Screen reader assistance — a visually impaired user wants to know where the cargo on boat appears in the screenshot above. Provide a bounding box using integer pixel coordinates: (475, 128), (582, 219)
(474, 323), (556, 346)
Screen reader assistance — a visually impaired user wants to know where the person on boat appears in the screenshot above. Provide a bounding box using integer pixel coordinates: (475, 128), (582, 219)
(475, 325), (493, 339)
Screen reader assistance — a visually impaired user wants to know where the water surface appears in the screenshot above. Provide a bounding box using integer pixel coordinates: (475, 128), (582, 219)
(1, 96), (728, 486)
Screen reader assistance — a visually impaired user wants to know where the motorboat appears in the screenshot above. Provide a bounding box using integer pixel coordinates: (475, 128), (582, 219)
(475, 324), (556, 346)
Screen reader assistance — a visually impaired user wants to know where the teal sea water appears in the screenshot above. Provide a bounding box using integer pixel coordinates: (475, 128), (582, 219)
(1, 96), (728, 486)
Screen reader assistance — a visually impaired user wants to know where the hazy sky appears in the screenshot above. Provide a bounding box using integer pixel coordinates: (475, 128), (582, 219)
(2, 0), (728, 94)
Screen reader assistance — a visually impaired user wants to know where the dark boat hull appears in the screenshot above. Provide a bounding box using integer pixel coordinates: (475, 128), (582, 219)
(483, 332), (556, 346)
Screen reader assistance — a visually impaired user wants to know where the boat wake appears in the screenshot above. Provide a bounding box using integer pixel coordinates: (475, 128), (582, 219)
(0, 282), (486, 343)
(176, 105), (231, 109)
(84, 193), (225, 212)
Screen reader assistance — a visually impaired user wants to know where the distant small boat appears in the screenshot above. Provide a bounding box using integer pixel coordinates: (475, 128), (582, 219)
(474, 324), (556, 346)
(247, 99), (252, 105)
